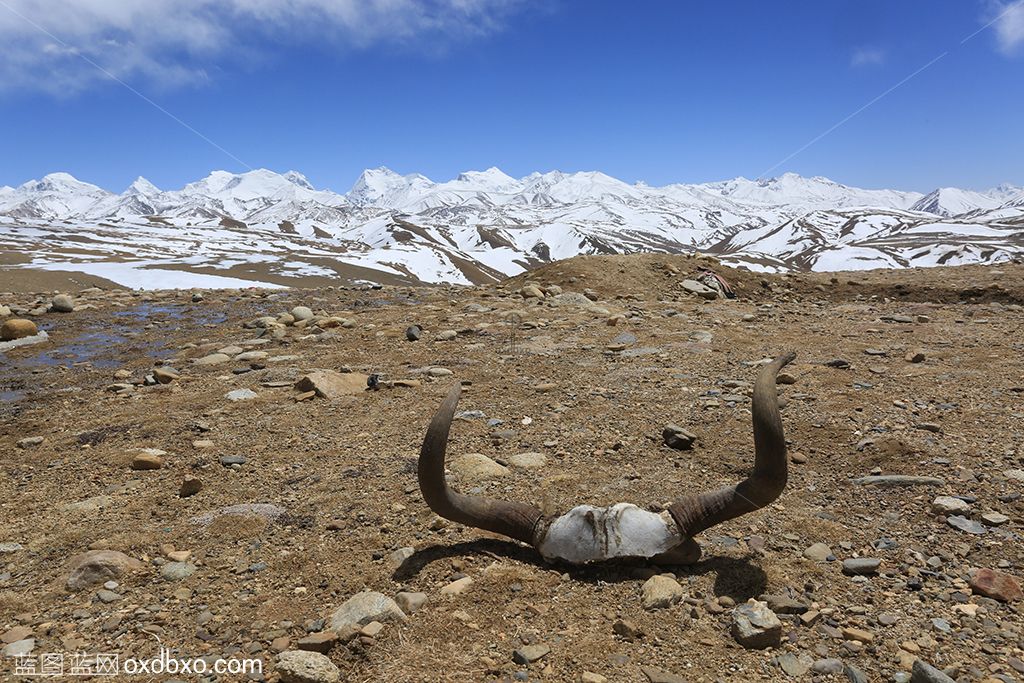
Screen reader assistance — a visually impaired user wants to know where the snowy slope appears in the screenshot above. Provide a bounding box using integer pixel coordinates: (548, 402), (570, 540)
(910, 188), (1003, 218)
(1, 167), (1022, 288)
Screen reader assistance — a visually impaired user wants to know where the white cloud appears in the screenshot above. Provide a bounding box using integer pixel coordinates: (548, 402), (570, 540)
(850, 46), (886, 68)
(991, 0), (1024, 55)
(0, 0), (528, 93)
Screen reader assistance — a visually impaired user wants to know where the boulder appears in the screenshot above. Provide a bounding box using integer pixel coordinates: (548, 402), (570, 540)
(731, 600), (782, 649)
(330, 591), (405, 630)
(66, 550), (144, 591)
(641, 574), (685, 610)
(51, 294), (75, 312)
(662, 424), (697, 450)
(291, 306), (314, 321)
(276, 650), (340, 683)
(0, 319), (37, 341)
(294, 370), (369, 399)
(681, 279), (719, 300)
(969, 568), (1022, 602)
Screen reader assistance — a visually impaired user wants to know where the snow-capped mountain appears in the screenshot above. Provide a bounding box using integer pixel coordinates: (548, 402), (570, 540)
(0, 167), (1021, 289)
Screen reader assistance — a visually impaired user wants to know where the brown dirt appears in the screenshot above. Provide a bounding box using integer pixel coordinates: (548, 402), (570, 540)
(0, 256), (1022, 682)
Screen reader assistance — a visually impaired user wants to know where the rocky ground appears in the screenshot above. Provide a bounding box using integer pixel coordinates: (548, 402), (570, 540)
(0, 253), (1022, 683)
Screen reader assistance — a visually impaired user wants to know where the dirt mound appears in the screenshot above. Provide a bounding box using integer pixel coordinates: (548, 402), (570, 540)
(507, 252), (1024, 305)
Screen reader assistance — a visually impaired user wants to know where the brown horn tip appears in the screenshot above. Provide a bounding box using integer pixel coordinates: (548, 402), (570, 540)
(668, 352), (796, 538)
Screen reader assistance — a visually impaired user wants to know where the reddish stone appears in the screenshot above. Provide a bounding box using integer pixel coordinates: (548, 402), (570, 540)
(970, 568), (1023, 602)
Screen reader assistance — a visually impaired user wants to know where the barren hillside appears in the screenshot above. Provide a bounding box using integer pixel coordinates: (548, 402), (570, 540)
(1, 254), (1022, 682)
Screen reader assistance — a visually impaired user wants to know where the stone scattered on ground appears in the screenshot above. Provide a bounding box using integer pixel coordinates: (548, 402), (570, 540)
(662, 423), (697, 450)
(931, 495), (970, 515)
(3, 261), (1024, 681)
(1, 318), (37, 341)
(450, 453), (509, 479)
(641, 574), (685, 610)
(968, 568), (1023, 602)
(294, 370), (369, 398)
(65, 550), (144, 591)
(51, 294), (75, 312)
(731, 600), (782, 649)
(842, 557), (882, 575)
(276, 650), (340, 683)
(329, 592), (406, 630)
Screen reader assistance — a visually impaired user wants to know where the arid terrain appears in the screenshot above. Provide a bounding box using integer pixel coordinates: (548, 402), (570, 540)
(1, 254), (1023, 683)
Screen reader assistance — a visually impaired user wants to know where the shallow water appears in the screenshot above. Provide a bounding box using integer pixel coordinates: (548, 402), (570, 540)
(0, 301), (227, 385)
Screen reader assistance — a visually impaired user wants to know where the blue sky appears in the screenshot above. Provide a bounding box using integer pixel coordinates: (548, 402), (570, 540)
(0, 0), (1022, 193)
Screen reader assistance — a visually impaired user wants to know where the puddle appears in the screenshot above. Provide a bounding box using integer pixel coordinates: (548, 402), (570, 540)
(3, 301), (227, 372)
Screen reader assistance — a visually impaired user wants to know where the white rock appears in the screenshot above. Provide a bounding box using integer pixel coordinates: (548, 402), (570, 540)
(931, 496), (970, 515)
(276, 650), (340, 683)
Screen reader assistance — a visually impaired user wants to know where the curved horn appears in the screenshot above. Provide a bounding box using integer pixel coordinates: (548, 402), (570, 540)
(668, 352), (796, 538)
(418, 384), (543, 545)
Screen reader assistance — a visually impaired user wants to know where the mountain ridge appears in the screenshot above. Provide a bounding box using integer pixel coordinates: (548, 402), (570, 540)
(1, 167), (1022, 289)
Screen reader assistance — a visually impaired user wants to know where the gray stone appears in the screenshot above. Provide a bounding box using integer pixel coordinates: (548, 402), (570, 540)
(762, 594), (807, 614)
(190, 503), (286, 526)
(931, 496), (970, 515)
(844, 664), (869, 683)
(17, 436), (44, 449)
(842, 558), (881, 576)
(689, 329), (714, 343)
(160, 562), (197, 581)
(405, 325), (422, 341)
(66, 550), (144, 591)
(276, 650), (340, 683)
(291, 306), (314, 321)
(506, 452), (547, 469)
(2, 639), (34, 657)
(731, 600), (782, 649)
(803, 542), (832, 562)
(981, 512), (1009, 526)
(194, 353), (231, 366)
(947, 515), (987, 535)
(681, 279), (719, 299)
(395, 592), (427, 614)
(225, 388), (258, 401)
(329, 591), (405, 630)
(512, 644), (550, 664)
(813, 659), (844, 674)
(387, 547), (414, 570)
(610, 332), (636, 346)
(910, 660), (956, 683)
(51, 294), (75, 312)
(662, 424), (697, 450)
(777, 652), (813, 677)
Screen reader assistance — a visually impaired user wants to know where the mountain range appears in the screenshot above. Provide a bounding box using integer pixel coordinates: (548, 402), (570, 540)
(1, 168), (1022, 288)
